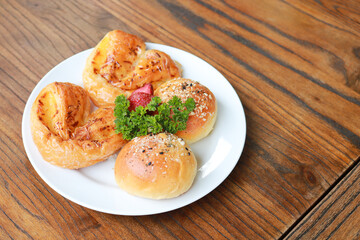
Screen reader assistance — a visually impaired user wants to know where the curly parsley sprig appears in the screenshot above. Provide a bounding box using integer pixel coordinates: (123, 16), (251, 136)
(114, 95), (196, 140)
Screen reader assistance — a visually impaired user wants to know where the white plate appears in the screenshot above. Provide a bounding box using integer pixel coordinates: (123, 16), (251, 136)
(22, 43), (246, 215)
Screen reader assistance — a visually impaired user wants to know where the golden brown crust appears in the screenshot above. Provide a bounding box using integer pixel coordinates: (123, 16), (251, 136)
(83, 30), (181, 106)
(30, 82), (127, 169)
(114, 133), (197, 199)
(154, 78), (217, 144)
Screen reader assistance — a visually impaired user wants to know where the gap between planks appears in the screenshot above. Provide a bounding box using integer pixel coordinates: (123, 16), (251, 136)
(279, 155), (360, 239)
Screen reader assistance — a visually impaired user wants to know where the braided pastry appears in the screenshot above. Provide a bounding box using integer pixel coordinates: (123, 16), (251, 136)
(30, 82), (127, 169)
(83, 30), (181, 106)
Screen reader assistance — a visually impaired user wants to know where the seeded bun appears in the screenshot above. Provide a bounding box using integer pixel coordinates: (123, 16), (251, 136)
(114, 133), (197, 199)
(154, 78), (217, 144)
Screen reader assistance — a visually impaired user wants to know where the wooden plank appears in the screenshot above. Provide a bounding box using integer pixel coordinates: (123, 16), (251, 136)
(285, 0), (360, 92)
(285, 160), (360, 239)
(290, 0), (360, 35)
(0, 0), (359, 239)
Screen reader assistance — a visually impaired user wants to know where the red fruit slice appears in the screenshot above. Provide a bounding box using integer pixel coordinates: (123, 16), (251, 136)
(132, 83), (153, 95)
(128, 92), (153, 111)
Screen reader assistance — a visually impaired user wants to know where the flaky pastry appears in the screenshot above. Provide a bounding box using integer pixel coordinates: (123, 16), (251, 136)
(83, 30), (181, 106)
(30, 82), (127, 169)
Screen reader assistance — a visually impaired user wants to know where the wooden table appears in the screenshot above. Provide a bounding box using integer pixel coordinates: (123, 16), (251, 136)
(1, 0), (359, 239)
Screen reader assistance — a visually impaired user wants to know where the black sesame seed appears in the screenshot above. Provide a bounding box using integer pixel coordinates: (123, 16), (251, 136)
(142, 150), (145, 153)
(182, 86), (186, 90)
(148, 162), (152, 166)
(188, 152), (191, 155)
(190, 83), (193, 86)
(197, 90), (200, 93)
(185, 147), (189, 151)
(159, 152), (164, 155)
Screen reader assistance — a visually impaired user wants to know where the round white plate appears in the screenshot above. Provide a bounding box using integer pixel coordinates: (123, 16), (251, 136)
(22, 43), (246, 215)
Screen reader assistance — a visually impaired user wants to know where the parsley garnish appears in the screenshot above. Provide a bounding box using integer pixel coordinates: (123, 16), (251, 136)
(114, 95), (196, 140)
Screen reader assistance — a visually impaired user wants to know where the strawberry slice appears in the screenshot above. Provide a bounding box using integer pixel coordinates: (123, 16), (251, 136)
(128, 92), (153, 111)
(128, 83), (154, 111)
(132, 83), (153, 95)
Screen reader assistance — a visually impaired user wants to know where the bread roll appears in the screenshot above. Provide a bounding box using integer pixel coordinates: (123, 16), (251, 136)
(154, 78), (217, 144)
(30, 82), (127, 169)
(83, 30), (181, 106)
(114, 133), (197, 199)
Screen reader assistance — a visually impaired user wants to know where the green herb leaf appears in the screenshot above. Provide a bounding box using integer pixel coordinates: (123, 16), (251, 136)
(114, 95), (196, 140)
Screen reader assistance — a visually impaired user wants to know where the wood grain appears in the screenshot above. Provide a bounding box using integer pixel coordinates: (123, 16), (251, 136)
(285, 159), (360, 240)
(286, 0), (360, 92)
(0, 0), (359, 239)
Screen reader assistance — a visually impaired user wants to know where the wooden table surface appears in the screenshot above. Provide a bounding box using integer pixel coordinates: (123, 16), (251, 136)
(1, 0), (359, 239)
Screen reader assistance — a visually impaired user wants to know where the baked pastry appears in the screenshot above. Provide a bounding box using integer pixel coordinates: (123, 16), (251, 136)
(154, 78), (217, 143)
(83, 30), (181, 106)
(114, 133), (197, 199)
(30, 82), (127, 169)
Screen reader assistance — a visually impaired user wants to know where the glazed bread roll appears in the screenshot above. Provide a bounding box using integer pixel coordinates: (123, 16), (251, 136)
(115, 133), (197, 199)
(30, 82), (127, 169)
(154, 78), (217, 144)
(83, 30), (181, 106)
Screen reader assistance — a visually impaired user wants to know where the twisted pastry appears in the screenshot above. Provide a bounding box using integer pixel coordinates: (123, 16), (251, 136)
(83, 30), (181, 106)
(30, 82), (127, 169)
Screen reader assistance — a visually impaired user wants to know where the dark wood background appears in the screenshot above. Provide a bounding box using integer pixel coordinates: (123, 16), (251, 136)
(0, 0), (359, 239)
